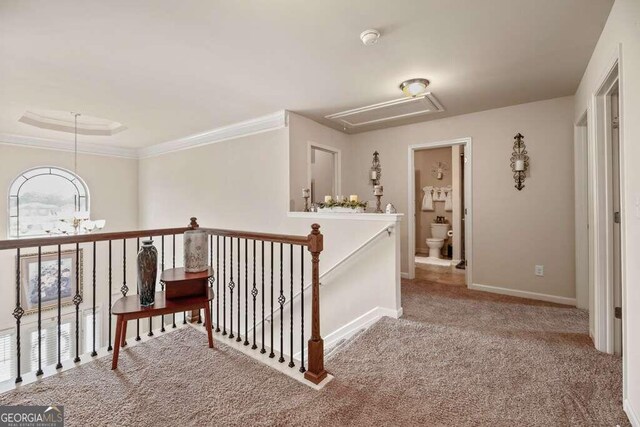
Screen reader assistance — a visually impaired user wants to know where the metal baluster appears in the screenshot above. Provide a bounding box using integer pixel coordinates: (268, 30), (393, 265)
(73, 242), (81, 362)
(229, 237), (235, 339)
(147, 236), (154, 336)
(260, 241), (265, 354)
(183, 235), (187, 326)
(57, 245), (64, 366)
(236, 237), (241, 342)
(216, 236), (220, 333)
(278, 242), (285, 363)
(36, 246), (43, 375)
(172, 234), (176, 328)
(121, 240), (128, 297)
(13, 248), (24, 383)
(300, 245), (306, 373)
(135, 238), (141, 341)
(91, 242), (97, 356)
(244, 239), (249, 346)
(208, 234), (214, 328)
(251, 240), (257, 350)
(160, 236), (165, 332)
(222, 236), (227, 335)
(107, 241), (113, 351)
(120, 239), (128, 348)
(289, 244), (295, 368)
(269, 242), (274, 359)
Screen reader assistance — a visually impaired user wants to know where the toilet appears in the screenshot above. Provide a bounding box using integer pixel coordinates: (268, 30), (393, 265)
(426, 223), (451, 258)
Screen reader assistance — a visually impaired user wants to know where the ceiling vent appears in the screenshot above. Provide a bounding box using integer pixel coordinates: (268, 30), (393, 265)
(325, 93), (444, 129)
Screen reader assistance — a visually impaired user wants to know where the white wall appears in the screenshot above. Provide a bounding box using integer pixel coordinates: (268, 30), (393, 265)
(574, 0), (640, 421)
(138, 127), (402, 353)
(350, 96), (576, 301)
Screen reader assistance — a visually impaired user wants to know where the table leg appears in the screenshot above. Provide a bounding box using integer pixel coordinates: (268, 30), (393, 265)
(121, 319), (128, 348)
(112, 315), (123, 370)
(203, 303), (214, 348)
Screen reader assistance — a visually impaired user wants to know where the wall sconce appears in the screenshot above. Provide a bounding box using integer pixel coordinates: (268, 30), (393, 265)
(510, 133), (529, 191)
(370, 151), (381, 186)
(431, 161), (448, 180)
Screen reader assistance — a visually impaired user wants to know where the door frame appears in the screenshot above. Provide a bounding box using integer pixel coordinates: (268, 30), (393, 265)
(574, 111), (590, 314)
(589, 54), (625, 356)
(306, 141), (342, 201)
(407, 137), (473, 285)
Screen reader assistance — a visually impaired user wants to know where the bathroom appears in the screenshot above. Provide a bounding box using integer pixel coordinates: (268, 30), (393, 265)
(414, 146), (465, 276)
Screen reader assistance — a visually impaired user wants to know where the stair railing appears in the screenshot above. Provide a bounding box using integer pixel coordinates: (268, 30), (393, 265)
(0, 219), (327, 385)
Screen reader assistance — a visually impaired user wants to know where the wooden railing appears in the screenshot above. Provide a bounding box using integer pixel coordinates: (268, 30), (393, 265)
(0, 218), (327, 385)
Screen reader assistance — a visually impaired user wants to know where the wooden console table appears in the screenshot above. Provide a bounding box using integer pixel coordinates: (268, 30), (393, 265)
(111, 287), (214, 369)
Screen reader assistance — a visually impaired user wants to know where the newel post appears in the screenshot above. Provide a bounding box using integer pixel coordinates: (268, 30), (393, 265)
(304, 223), (328, 384)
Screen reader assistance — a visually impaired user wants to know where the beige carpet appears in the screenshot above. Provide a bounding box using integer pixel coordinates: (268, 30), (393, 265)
(0, 279), (629, 426)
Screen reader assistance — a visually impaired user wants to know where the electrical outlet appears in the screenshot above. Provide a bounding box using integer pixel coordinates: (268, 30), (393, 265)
(535, 265), (544, 277)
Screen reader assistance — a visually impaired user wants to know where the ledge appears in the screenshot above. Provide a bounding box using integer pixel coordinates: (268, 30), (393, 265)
(287, 212), (403, 222)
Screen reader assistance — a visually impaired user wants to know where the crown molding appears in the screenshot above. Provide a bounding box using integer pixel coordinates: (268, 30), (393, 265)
(0, 133), (138, 159)
(137, 110), (288, 159)
(0, 110), (288, 160)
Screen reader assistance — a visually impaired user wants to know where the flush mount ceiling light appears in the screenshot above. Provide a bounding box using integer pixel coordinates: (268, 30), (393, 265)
(360, 29), (380, 45)
(399, 78), (430, 97)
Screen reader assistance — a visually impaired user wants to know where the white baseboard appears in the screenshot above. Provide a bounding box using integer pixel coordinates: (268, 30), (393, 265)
(469, 283), (576, 306)
(401, 272), (409, 279)
(625, 399), (640, 427)
(309, 306), (402, 357)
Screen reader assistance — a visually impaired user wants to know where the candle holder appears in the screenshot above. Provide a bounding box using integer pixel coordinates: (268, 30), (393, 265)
(375, 195), (383, 213)
(373, 185), (384, 213)
(510, 133), (529, 191)
(302, 188), (311, 212)
(370, 151), (381, 186)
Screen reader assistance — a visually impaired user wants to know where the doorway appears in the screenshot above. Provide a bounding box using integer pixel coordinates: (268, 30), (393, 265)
(307, 143), (341, 205)
(407, 138), (472, 285)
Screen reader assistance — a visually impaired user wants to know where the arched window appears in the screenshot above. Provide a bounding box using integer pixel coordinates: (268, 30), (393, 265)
(8, 167), (89, 238)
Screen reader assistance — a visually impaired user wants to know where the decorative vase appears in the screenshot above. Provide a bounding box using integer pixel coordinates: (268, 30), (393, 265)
(137, 239), (158, 306)
(184, 229), (208, 273)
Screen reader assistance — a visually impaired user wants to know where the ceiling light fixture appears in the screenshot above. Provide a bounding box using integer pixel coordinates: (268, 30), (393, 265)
(360, 29), (380, 46)
(399, 78), (430, 97)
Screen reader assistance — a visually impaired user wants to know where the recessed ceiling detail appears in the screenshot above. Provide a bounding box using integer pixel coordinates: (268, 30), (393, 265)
(325, 93), (444, 129)
(18, 109), (126, 136)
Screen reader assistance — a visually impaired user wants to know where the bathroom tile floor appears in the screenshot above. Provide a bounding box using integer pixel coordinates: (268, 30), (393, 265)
(415, 262), (466, 286)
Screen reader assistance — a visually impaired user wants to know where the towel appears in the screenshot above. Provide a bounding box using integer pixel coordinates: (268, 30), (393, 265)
(444, 186), (453, 211)
(422, 186), (434, 211)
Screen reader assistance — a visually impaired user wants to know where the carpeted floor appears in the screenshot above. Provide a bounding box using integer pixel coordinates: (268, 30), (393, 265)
(0, 274), (629, 426)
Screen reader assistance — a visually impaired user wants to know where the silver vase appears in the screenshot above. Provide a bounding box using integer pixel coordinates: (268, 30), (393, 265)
(184, 229), (208, 273)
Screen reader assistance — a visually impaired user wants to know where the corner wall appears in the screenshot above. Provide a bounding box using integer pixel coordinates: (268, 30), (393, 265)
(288, 112), (353, 212)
